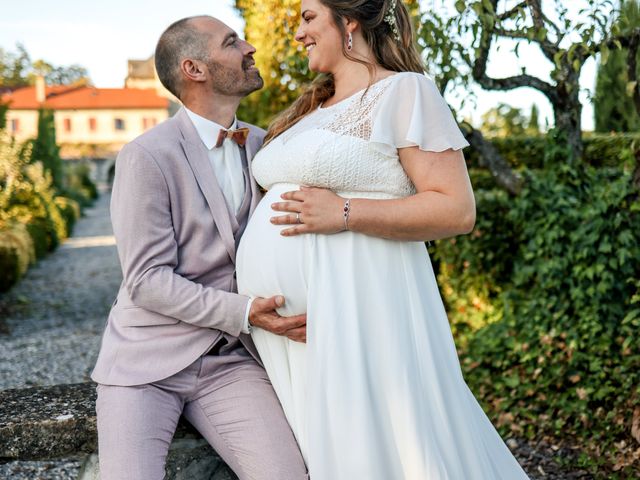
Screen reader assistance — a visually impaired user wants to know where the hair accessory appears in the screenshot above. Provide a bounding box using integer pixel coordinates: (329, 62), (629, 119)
(347, 32), (353, 51)
(384, 0), (401, 42)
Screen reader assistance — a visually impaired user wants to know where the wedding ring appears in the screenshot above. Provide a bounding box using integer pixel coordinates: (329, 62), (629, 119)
(296, 213), (302, 224)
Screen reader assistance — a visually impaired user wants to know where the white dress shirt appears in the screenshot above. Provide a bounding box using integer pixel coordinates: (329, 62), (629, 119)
(185, 108), (253, 334)
(185, 108), (246, 214)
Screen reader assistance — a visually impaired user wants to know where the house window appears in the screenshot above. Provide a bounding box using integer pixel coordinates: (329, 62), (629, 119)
(114, 118), (125, 131)
(10, 118), (19, 133)
(142, 117), (157, 130)
(63, 118), (72, 132)
(88, 118), (97, 132)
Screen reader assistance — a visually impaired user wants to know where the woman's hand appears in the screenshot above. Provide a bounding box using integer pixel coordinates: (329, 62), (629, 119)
(270, 186), (345, 236)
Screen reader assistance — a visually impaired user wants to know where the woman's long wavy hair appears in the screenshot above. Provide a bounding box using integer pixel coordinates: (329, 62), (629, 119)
(264, 0), (425, 144)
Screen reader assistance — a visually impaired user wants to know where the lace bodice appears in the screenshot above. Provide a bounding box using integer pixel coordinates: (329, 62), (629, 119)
(251, 72), (469, 199)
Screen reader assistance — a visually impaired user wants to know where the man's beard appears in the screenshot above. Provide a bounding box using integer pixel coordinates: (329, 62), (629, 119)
(206, 57), (264, 97)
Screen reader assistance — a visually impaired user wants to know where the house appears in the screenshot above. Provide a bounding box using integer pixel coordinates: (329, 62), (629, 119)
(1, 76), (170, 159)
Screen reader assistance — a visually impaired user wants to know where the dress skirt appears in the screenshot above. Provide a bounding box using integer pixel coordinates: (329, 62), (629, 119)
(237, 183), (529, 479)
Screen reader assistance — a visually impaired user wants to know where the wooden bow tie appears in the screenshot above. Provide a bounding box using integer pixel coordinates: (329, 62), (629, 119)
(215, 127), (249, 148)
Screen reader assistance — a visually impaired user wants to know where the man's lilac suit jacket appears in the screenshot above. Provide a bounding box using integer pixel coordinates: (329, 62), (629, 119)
(92, 107), (264, 386)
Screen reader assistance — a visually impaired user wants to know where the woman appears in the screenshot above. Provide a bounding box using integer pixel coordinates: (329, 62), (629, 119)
(236, 0), (530, 478)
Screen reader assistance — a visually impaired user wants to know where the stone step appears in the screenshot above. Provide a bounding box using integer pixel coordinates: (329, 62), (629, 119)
(0, 382), (238, 479)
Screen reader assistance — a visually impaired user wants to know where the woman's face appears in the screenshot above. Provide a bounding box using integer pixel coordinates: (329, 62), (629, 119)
(295, 0), (346, 73)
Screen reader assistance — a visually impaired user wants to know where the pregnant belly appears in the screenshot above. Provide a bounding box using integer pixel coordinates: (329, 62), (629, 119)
(237, 184), (312, 317)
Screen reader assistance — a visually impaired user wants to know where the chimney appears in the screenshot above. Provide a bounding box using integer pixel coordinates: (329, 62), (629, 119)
(36, 75), (46, 104)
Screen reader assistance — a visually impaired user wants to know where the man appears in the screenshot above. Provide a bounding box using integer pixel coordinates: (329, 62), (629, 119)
(91, 15), (307, 480)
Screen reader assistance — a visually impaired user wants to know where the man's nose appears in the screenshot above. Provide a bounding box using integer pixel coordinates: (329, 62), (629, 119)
(243, 40), (257, 55)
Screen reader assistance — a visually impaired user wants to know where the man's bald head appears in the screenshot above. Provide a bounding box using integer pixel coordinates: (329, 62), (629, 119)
(154, 15), (216, 99)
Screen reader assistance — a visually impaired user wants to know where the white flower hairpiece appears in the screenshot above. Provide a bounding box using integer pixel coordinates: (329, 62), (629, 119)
(384, 0), (401, 42)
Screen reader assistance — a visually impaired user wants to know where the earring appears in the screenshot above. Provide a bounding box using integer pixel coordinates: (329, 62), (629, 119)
(347, 32), (353, 51)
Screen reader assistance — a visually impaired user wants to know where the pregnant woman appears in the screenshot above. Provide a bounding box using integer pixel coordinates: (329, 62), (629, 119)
(237, 0), (530, 478)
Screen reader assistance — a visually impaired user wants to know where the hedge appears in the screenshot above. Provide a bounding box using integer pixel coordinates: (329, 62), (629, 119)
(434, 134), (640, 477)
(0, 131), (91, 292)
(0, 223), (35, 291)
(465, 132), (640, 169)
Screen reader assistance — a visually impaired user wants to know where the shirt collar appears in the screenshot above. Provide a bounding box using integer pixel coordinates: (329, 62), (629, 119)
(184, 107), (238, 150)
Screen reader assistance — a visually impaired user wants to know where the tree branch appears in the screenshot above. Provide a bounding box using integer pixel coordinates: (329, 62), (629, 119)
(498, 1), (527, 21)
(460, 123), (524, 195)
(473, 0), (556, 101)
(576, 27), (640, 63)
(524, 0), (561, 61)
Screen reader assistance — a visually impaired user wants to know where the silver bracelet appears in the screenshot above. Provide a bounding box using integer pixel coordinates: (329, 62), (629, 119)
(343, 198), (351, 231)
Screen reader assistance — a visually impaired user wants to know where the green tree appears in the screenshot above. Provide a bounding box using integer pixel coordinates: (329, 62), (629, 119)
(31, 59), (90, 87)
(235, 0), (310, 128)
(527, 103), (541, 135)
(0, 44), (31, 88)
(235, 0), (421, 128)
(28, 109), (62, 189)
(419, 0), (640, 162)
(594, 0), (640, 132)
(481, 103), (529, 137)
(0, 44), (90, 88)
(0, 102), (8, 131)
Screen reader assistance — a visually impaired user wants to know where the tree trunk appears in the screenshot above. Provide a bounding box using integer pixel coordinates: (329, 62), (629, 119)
(553, 75), (584, 161)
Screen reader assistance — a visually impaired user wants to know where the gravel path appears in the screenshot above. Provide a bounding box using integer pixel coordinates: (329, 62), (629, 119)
(0, 190), (121, 390)
(0, 190), (120, 480)
(0, 189), (598, 479)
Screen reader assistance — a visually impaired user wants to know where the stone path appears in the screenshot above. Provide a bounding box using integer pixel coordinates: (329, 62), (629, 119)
(0, 189), (598, 479)
(0, 189), (121, 479)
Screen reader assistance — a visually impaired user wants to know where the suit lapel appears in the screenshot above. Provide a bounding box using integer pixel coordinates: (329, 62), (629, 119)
(238, 121), (263, 216)
(177, 109), (236, 263)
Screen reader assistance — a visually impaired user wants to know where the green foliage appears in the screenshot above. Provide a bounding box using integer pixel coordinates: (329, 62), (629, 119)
(0, 44), (31, 88)
(54, 196), (80, 239)
(464, 133), (640, 170)
(594, 0), (640, 132)
(235, 0), (311, 128)
(0, 223), (35, 292)
(0, 129), (88, 291)
(27, 108), (63, 188)
(60, 162), (99, 208)
(418, 1), (620, 159)
(0, 101), (8, 131)
(0, 43), (90, 88)
(235, 0), (421, 128)
(7, 162), (66, 254)
(480, 103), (541, 137)
(435, 134), (640, 475)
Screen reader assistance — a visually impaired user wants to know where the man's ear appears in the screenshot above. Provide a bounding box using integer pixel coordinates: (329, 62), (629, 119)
(181, 58), (207, 83)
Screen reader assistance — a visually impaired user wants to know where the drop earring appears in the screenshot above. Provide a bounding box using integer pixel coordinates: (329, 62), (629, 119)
(347, 32), (353, 51)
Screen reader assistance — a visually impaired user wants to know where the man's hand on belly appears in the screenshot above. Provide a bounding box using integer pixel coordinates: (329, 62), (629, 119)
(249, 296), (307, 343)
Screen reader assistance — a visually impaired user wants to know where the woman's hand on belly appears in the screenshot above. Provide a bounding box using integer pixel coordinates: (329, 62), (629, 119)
(249, 296), (307, 343)
(270, 186), (345, 236)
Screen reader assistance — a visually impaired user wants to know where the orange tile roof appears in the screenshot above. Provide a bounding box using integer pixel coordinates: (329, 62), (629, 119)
(1, 85), (169, 110)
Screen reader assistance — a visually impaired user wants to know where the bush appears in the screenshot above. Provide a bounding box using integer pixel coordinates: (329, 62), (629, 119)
(54, 196), (81, 239)
(0, 223), (35, 292)
(435, 136), (640, 476)
(0, 129), (87, 291)
(465, 132), (640, 169)
(61, 161), (98, 208)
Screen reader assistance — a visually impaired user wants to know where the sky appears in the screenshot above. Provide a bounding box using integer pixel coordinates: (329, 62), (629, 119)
(0, 0), (598, 130)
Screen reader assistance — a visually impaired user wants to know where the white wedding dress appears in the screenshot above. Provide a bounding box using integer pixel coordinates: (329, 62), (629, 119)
(236, 72), (529, 479)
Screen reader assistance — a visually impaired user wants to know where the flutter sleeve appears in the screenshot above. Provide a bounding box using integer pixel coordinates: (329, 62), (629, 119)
(370, 72), (470, 154)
